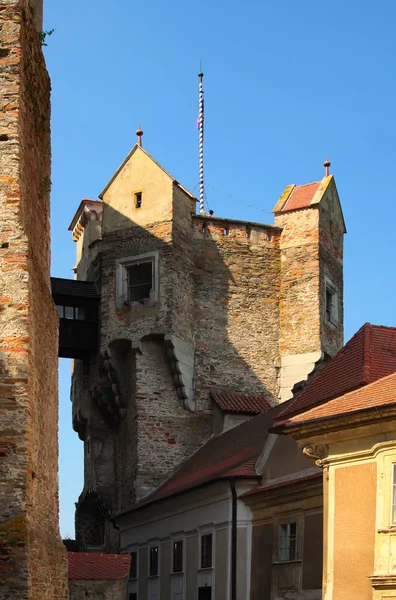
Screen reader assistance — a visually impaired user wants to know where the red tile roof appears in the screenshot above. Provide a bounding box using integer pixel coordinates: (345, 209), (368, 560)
(281, 181), (321, 212)
(211, 391), (273, 414)
(276, 323), (396, 423)
(127, 408), (277, 511)
(285, 371), (396, 425)
(68, 552), (130, 580)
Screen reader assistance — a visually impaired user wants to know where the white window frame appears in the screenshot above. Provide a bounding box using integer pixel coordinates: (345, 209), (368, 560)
(199, 531), (213, 570)
(129, 548), (139, 580)
(278, 522), (297, 562)
(324, 277), (339, 327)
(148, 543), (160, 578)
(172, 538), (184, 574)
(391, 463), (396, 526)
(116, 251), (159, 307)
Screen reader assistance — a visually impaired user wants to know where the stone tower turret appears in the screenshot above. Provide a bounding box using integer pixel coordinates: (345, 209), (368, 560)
(68, 146), (345, 551)
(273, 172), (345, 401)
(0, 1), (68, 598)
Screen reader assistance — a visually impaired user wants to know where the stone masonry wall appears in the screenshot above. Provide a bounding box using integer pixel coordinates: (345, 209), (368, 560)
(275, 208), (321, 357)
(69, 578), (127, 600)
(0, 1), (67, 598)
(318, 184), (344, 356)
(192, 216), (282, 410)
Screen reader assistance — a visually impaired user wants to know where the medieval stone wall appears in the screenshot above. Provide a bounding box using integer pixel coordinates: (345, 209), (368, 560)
(192, 216), (281, 411)
(275, 208), (321, 356)
(0, 0), (67, 598)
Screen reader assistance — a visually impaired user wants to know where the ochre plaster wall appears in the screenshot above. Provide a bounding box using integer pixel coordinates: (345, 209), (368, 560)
(332, 462), (376, 600)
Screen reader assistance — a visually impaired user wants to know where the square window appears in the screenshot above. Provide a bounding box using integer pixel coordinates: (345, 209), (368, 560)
(173, 540), (183, 573)
(149, 546), (159, 576)
(116, 252), (159, 307)
(201, 534), (212, 568)
(279, 522), (297, 561)
(129, 551), (137, 579)
(129, 594), (137, 600)
(127, 261), (153, 302)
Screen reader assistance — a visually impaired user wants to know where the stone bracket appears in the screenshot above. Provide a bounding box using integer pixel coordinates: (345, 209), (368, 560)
(164, 334), (195, 411)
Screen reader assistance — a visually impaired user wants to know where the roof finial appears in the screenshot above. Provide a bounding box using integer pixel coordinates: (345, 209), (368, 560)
(136, 124), (143, 148)
(324, 156), (331, 177)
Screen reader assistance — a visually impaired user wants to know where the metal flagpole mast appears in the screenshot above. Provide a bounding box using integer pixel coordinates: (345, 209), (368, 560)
(198, 66), (205, 214)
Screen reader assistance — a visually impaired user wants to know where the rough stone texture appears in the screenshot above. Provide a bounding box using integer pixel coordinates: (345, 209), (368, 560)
(0, 1), (68, 597)
(69, 578), (127, 600)
(69, 148), (345, 550)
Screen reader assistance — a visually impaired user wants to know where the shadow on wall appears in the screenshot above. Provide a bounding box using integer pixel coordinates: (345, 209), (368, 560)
(71, 201), (280, 550)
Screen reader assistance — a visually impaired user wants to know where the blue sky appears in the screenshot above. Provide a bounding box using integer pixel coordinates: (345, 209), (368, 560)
(43, 0), (396, 536)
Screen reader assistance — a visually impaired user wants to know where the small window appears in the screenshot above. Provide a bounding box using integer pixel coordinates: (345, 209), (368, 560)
(149, 546), (159, 576)
(65, 306), (74, 320)
(246, 228), (251, 239)
(201, 534), (212, 568)
(56, 305), (64, 318)
(127, 261), (153, 302)
(75, 307), (85, 321)
(325, 284), (338, 326)
(279, 522), (297, 561)
(173, 540), (183, 573)
(129, 551), (137, 579)
(129, 594), (137, 600)
(392, 464), (396, 525)
(117, 252), (159, 307)
(135, 192), (142, 208)
(223, 227), (229, 236)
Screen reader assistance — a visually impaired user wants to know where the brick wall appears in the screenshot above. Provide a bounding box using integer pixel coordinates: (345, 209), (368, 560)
(0, 1), (67, 597)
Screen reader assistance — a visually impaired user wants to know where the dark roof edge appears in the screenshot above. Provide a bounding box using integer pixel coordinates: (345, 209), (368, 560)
(272, 401), (396, 437)
(111, 474), (260, 523)
(192, 214), (282, 232)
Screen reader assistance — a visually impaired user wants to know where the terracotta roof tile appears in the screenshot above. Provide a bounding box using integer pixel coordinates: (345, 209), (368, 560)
(282, 181), (321, 212)
(125, 408), (278, 512)
(68, 552), (130, 580)
(211, 392), (273, 414)
(276, 323), (396, 423)
(286, 371), (396, 424)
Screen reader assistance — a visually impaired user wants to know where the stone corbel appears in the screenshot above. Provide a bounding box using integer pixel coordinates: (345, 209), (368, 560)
(164, 334), (195, 411)
(302, 444), (329, 466)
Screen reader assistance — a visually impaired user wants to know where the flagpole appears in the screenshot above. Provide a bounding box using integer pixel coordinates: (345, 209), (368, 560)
(198, 67), (205, 215)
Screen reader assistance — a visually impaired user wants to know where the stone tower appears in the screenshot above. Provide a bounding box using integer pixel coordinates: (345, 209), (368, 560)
(67, 144), (345, 551)
(0, 1), (68, 598)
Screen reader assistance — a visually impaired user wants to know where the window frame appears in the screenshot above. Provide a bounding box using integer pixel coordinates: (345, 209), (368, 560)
(172, 539), (184, 573)
(134, 191), (143, 209)
(200, 533), (213, 569)
(116, 251), (159, 307)
(129, 550), (138, 580)
(279, 522), (297, 562)
(392, 463), (396, 526)
(324, 277), (339, 327)
(148, 544), (159, 577)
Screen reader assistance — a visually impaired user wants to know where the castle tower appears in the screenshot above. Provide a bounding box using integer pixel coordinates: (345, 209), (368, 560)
(273, 166), (346, 401)
(0, 1), (68, 598)
(68, 143), (345, 550)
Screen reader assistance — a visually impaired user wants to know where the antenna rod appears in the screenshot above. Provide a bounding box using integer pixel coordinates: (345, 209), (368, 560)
(198, 68), (205, 214)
